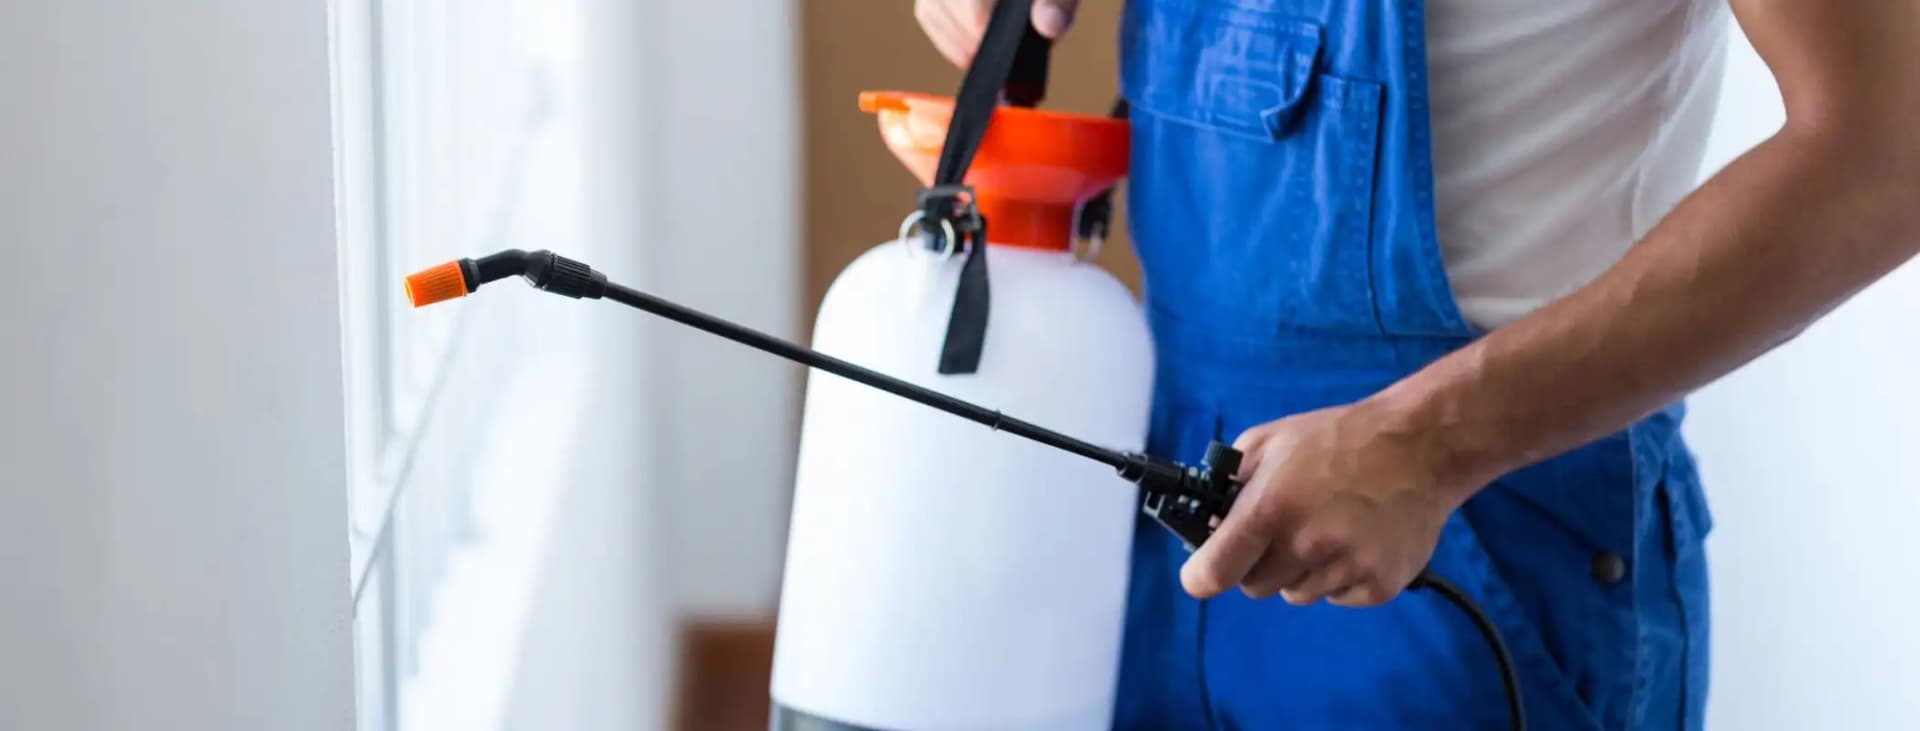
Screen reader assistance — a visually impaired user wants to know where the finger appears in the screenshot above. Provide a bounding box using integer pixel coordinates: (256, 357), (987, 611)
(1032, 0), (1080, 38)
(1237, 544), (1310, 599)
(956, 0), (991, 39)
(916, 1), (978, 67)
(1230, 426), (1276, 482)
(1231, 423), (1274, 454)
(1232, 450), (1263, 483)
(1280, 560), (1359, 606)
(1180, 518), (1269, 599)
(1240, 520), (1342, 597)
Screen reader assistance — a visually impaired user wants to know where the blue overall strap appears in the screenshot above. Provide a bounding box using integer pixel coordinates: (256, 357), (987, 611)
(922, 0), (1050, 375)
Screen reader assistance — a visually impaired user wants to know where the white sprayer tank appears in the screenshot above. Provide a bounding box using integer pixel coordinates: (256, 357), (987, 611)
(770, 91), (1151, 731)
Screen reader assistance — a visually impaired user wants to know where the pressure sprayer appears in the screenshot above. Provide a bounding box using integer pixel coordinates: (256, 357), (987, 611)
(403, 246), (1523, 731)
(408, 247), (1528, 725)
(403, 4), (1523, 730)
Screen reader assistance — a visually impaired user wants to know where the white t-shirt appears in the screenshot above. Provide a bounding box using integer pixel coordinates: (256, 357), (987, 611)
(1426, 0), (1732, 328)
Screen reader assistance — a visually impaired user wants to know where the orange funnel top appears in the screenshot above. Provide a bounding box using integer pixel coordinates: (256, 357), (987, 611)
(860, 91), (1128, 252)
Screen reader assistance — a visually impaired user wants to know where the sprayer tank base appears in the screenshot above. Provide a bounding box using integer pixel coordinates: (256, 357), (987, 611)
(769, 701), (1113, 731)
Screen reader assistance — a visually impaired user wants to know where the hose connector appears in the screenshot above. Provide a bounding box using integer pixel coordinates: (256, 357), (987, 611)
(522, 250), (607, 299)
(1120, 441), (1244, 552)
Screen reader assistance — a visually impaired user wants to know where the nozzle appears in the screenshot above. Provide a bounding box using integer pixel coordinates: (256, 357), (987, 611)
(401, 249), (607, 307)
(405, 261), (470, 308)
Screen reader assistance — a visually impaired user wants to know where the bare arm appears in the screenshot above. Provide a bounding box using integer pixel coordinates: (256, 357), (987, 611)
(1381, 0), (1920, 496)
(1184, 0), (1920, 605)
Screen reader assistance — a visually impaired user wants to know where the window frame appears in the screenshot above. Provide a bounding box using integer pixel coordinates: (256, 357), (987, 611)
(332, 0), (574, 727)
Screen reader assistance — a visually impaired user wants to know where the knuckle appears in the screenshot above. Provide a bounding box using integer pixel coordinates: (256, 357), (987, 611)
(1349, 546), (1384, 576)
(1231, 426), (1269, 450)
(967, 0), (992, 24)
(1322, 563), (1359, 592)
(1290, 527), (1345, 564)
(1249, 492), (1296, 524)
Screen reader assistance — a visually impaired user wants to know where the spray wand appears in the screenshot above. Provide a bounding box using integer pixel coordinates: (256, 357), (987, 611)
(405, 249), (1525, 731)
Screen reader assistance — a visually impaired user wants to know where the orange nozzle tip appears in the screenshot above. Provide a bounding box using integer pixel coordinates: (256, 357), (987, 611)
(404, 261), (468, 308)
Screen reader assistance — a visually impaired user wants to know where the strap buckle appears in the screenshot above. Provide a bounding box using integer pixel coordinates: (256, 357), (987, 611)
(911, 184), (984, 257)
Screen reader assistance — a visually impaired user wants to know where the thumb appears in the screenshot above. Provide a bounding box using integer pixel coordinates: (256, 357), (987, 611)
(1031, 0), (1080, 39)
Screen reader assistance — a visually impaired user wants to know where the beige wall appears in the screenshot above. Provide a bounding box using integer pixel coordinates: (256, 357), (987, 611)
(800, 2), (1141, 325)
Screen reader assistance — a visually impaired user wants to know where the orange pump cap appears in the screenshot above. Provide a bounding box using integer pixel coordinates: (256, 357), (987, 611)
(859, 90), (1129, 252)
(404, 261), (468, 308)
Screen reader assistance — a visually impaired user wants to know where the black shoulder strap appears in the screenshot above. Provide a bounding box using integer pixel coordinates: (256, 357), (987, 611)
(921, 0), (1050, 375)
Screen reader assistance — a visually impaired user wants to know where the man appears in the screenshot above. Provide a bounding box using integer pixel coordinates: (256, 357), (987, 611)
(918, 1), (1920, 729)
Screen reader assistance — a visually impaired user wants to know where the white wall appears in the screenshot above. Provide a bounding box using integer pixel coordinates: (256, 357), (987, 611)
(642, 0), (804, 620)
(499, 0), (679, 726)
(0, 2), (355, 730)
(499, 349), (675, 731)
(1688, 22), (1920, 731)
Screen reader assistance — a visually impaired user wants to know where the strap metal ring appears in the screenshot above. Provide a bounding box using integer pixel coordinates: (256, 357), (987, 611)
(1069, 202), (1106, 263)
(1073, 229), (1105, 263)
(897, 210), (960, 260)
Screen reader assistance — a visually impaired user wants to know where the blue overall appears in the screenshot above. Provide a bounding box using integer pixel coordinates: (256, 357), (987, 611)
(1111, 1), (1714, 729)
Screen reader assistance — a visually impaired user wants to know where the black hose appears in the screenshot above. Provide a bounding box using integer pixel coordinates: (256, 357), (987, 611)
(1412, 569), (1527, 731)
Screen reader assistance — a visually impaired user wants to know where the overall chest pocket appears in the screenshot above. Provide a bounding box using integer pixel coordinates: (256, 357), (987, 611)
(1122, 0), (1387, 334)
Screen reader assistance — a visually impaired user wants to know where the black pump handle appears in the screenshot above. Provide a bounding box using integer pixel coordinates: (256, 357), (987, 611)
(1003, 21), (1051, 107)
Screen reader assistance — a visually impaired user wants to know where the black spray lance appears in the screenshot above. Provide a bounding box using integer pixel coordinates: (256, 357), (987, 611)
(404, 248), (1525, 730)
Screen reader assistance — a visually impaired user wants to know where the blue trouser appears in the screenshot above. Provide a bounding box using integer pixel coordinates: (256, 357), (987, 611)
(1111, 1), (1714, 729)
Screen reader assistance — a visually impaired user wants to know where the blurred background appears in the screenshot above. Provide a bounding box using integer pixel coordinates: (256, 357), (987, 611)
(1, 1), (1915, 730)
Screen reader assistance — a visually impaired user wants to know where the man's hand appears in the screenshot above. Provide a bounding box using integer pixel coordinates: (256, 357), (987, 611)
(915, 0), (1080, 67)
(1181, 403), (1473, 607)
